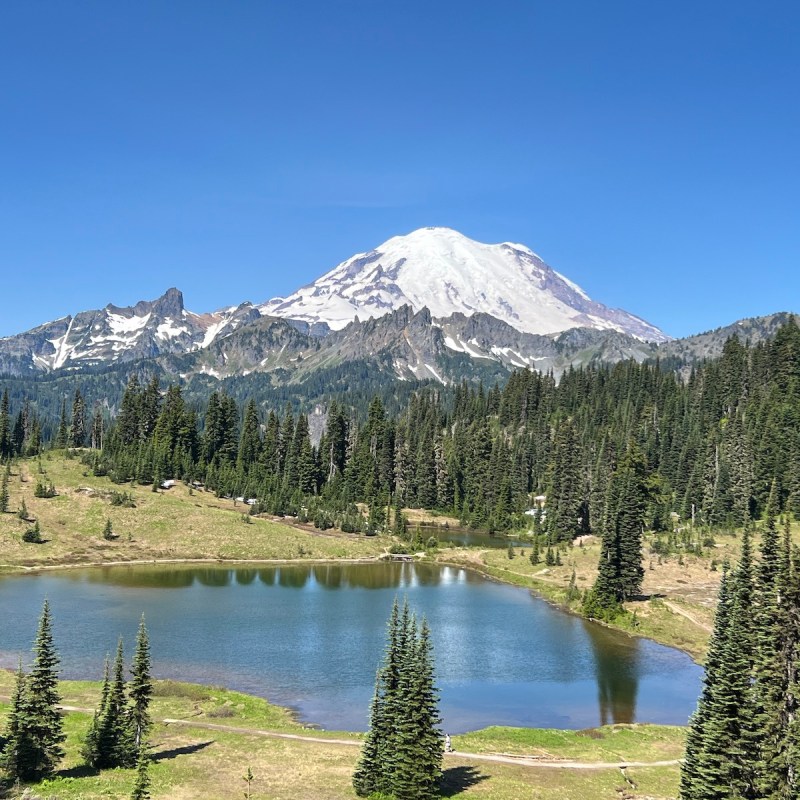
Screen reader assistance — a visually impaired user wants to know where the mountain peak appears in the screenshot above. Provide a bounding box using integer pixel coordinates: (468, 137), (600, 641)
(261, 228), (668, 342)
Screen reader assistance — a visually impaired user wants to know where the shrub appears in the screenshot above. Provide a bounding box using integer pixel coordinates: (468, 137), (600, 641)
(22, 520), (43, 543)
(109, 490), (136, 508)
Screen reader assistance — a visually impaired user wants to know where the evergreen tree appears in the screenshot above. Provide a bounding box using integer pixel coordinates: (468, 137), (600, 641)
(0, 469), (8, 513)
(69, 388), (87, 448)
(130, 750), (151, 800)
(0, 661), (28, 780)
(129, 616), (152, 752)
(583, 445), (648, 618)
(55, 398), (69, 449)
(0, 389), (10, 459)
(353, 599), (442, 798)
(681, 514), (800, 799)
(1, 600), (66, 781)
(83, 656), (111, 767)
(87, 639), (135, 768)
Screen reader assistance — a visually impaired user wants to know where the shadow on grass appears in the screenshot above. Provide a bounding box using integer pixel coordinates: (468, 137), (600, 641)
(57, 762), (101, 779)
(153, 740), (215, 762)
(440, 765), (488, 796)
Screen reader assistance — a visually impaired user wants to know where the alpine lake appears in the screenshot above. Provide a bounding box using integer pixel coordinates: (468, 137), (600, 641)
(0, 561), (702, 733)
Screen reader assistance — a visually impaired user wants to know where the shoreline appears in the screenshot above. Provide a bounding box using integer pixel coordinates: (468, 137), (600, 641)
(0, 547), (708, 664)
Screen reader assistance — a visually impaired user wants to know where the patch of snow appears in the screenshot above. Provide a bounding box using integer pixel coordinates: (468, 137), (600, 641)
(424, 363), (446, 384)
(156, 319), (191, 340)
(490, 346), (531, 368)
(107, 312), (151, 335)
(258, 227), (668, 341)
(201, 318), (230, 348)
(50, 317), (77, 369)
(443, 335), (467, 353)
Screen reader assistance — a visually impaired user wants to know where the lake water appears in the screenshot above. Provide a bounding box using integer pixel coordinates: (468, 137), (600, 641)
(0, 562), (702, 733)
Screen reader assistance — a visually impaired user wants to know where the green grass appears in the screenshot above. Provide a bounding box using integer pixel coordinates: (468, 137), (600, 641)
(0, 455), (385, 571)
(455, 723), (686, 762)
(0, 673), (685, 799)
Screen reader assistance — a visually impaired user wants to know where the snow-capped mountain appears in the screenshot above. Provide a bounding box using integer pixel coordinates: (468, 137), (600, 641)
(0, 288), (260, 374)
(261, 227), (669, 342)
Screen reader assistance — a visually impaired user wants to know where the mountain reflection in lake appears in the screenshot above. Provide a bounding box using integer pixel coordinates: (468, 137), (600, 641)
(0, 563), (701, 733)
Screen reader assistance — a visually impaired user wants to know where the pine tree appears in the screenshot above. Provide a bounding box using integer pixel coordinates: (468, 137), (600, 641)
(129, 616), (152, 752)
(83, 656), (111, 767)
(0, 661), (28, 779)
(681, 513), (800, 799)
(0, 469), (8, 513)
(1, 601), (66, 781)
(55, 397), (69, 449)
(130, 749), (151, 800)
(353, 600), (442, 798)
(69, 388), (87, 448)
(88, 638), (135, 768)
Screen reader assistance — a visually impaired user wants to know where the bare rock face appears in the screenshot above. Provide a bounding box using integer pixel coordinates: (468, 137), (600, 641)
(0, 288), (260, 374)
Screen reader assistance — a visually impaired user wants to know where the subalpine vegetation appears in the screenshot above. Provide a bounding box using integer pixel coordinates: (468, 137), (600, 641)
(353, 599), (442, 800)
(1, 321), (794, 545)
(680, 486), (800, 798)
(1, 604), (153, 793)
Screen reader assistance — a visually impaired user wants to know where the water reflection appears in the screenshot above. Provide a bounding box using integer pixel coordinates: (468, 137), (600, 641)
(235, 570), (257, 586)
(68, 562), (460, 592)
(582, 620), (640, 725)
(419, 525), (529, 550)
(0, 563), (700, 732)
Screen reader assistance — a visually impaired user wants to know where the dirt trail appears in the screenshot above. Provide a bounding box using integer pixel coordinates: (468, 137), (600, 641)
(0, 696), (681, 770)
(161, 718), (680, 769)
(663, 600), (713, 633)
(26, 697), (680, 769)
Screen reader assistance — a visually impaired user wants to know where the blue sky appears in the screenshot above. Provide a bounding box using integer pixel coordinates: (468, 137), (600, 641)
(1, 1), (798, 339)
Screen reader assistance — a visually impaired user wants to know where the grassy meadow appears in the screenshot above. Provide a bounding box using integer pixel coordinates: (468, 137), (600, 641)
(0, 672), (686, 800)
(0, 453), (711, 798)
(0, 454), (384, 572)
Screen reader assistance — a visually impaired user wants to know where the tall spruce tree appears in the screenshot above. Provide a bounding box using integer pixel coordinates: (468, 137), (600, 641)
(0, 661), (29, 780)
(0, 600), (66, 782)
(86, 638), (135, 769)
(130, 749), (152, 800)
(0, 469), (8, 513)
(129, 616), (152, 752)
(681, 507), (800, 799)
(69, 388), (87, 448)
(353, 599), (442, 799)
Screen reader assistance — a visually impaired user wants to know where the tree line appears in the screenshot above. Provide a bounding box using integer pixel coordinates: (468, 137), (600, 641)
(681, 483), (800, 798)
(3, 321), (799, 543)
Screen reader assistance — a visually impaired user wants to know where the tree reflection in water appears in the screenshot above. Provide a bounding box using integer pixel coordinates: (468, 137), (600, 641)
(582, 619), (640, 725)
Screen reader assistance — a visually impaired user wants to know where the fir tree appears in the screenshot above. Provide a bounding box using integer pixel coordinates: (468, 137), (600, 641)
(88, 638), (135, 768)
(83, 656), (110, 767)
(353, 600), (442, 798)
(0, 389), (11, 459)
(0, 469), (8, 513)
(69, 388), (87, 448)
(130, 749), (151, 800)
(55, 397), (69, 450)
(0, 661), (28, 780)
(1, 601), (66, 781)
(129, 616), (152, 752)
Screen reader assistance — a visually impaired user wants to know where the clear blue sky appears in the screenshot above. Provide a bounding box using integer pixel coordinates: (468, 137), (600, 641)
(2, 1), (799, 339)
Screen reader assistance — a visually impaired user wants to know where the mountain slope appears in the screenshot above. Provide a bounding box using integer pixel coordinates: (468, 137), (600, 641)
(261, 227), (669, 342)
(0, 289), (260, 374)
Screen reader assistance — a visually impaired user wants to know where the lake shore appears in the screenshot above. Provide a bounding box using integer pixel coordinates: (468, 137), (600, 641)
(0, 454), (715, 662)
(0, 672), (687, 800)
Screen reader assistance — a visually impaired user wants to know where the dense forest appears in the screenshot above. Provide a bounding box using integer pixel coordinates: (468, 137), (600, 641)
(1, 322), (799, 543)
